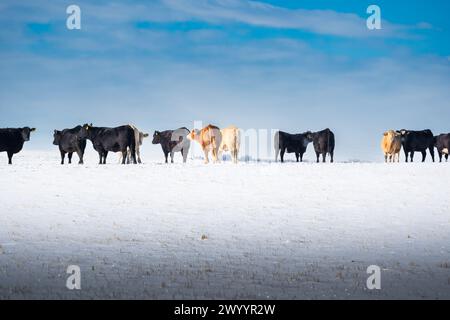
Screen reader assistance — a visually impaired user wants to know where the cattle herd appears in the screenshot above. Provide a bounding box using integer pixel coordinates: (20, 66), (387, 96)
(0, 124), (449, 165)
(381, 129), (450, 163)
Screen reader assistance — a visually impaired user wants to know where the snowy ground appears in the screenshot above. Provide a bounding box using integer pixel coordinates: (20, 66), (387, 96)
(0, 150), (449, 299)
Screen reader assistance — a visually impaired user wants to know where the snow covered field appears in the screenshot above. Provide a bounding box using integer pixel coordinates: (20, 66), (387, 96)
(0, 150), (449, 299)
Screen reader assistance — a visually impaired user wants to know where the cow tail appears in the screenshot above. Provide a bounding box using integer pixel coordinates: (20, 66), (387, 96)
(235, 127), (241, 162)
(210, 128), (217, 153)
(327, 129), (334, 155)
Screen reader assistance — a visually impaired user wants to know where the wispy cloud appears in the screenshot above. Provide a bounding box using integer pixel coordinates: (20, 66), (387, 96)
(162, 0), (409, 38)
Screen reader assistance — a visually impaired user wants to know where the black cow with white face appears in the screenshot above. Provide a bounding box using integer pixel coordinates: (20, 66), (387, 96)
(53, 126), (87, 165)
(397, 129), (435, 162)
(79, 123), (137, 165)
(0, 127), (36, 164)
(306, 128), (335, 163)
(152, 127), (191, 163)
(434, 133), (450, 162)
(274, 131), (312, 163)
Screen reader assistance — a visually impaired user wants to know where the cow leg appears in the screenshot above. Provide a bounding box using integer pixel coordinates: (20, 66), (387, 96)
(76, 149), (84, 165)
(68, 152), (73, 164)
(181, 148), (187, 163)
(316, 152), (320, 163)
(121, 150), (127, 164)
(203, 150), (210, 164)
(103, 151), (108, 164)
(136, 148), (142, 164)
(98, 152), (103, 164)
(280, 149), (286, 163)
(126, 149), (131, 164)
(130, 146), (137, 165)
(330, 151), (334, 163)
(170, 151), (175, 164)
(410, 152), (414, 162)
(322, 153), (327, 163)
(212, 149), (217, 163)
(421, 151), (427, 162)
(215, 148), (221, 163)
(445, 154), (449, 162)
(60, 151), (66, 165)
(299, 152), (304, 162)
(404, 150), (409, 163)
(7, 151), (13, 165)
(164, 152), (169, 164)
(438, 151), (443, 162)
(429, 147), (435, 162)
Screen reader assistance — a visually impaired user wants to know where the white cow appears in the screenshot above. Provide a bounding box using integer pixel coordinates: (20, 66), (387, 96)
(219, 126), (241, 163)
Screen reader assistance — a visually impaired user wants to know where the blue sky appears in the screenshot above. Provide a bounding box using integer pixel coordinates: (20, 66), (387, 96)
(0, 0), (449, 161)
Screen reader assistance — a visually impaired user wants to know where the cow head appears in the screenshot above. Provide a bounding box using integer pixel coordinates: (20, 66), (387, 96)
(53, 130), (62, 145)
(396, 129), (410, 142)
(305, 131), (315, 142)
(21, 127), (35, 141)
(152, 131), (161, 144)
(187, 129), (200, 142)
(138, 132), (149, 146)
(79, 123), (93, 139)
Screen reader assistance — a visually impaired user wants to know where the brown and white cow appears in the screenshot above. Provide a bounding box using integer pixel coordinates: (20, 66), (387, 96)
(219, 126), (241, 163)
(118, 124), (149, 164)
(187, 124), (222, 164)
(381, 130), (402, 163)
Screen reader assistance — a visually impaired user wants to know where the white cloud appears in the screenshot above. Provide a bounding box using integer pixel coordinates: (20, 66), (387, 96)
(162, 0), (409, 38)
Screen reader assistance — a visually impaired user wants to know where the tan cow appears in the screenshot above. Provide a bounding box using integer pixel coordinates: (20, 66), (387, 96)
(381, 130), (402, 162)
(219, 126), (241, 163)
(187, 124), (222, 164)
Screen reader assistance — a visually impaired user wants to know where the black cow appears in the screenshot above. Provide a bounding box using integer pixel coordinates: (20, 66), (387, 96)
(397, 129), (435, 162)
(434, 133), (450, 162)
(306, 129), (335, 163)
(152, 128), (191, 163)
(79, 124), (137, 165)
(0, 127), (36, 164)
(274, 131), (312, 163)
(53, 126), (87, 165)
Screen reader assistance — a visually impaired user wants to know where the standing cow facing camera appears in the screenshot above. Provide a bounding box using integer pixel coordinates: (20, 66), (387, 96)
(152, 127), (191, 163)
(53, 126), (87, 165)
(381, 130), (402, 163)
(187, 125), (222, 164)
(434, 133), (450, 162)
(274, 131), (312, 163)
(307, 129), (335, 163)
(0, 127), (36, 164)
(396, 129), (435, 162)
(79, 123), (137, 165)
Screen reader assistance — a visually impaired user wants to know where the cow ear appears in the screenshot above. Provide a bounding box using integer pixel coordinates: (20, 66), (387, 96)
(30, 128), (36, 132)
(143, 133), (149, 138)
(54, 130), (57, 134)
(383, 132), (387, 136)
